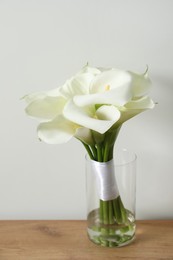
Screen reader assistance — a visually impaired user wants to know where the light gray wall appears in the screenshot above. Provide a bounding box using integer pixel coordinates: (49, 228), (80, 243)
(0, 0), (172, 220)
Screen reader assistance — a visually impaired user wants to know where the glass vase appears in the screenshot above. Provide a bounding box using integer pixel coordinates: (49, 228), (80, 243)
(85, 149), (136, 247)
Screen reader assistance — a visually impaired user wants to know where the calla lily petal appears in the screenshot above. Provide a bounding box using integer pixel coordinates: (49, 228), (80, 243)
(125, 96), (155, 109)
(59, 72), (93, 99)
(118, 96), (155, 124)
(63, 100), (116, 134)
(70, 73), (95, 94)
(25, 96), (66, 121)
(37, 115), (78, 144)
(74, 84), (132, 107)
(23, 92), (47, 104)
(96, 105), (120, 121)
(23, 88), (63, 104)
(90, 69), (132, 94)
(75, 127), (94, 145)
(79, 64), (101, 75)
(129, 70), (152, 97)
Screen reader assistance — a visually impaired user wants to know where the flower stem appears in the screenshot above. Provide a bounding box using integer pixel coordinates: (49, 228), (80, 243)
(97, 144), (103, 162)
(109, 201), (114, 224)
(103, 201), (109, 224)
(103, 142), (109, 162)
(113, 196), (123, 224)
(99, 200), (103, 223)
(90, 145), (97, 160)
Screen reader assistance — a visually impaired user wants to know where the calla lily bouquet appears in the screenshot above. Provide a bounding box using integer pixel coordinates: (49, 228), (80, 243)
(24, 65), (154, 229)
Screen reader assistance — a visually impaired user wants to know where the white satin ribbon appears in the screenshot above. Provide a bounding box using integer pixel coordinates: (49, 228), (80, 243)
(90, 159), (119, 201)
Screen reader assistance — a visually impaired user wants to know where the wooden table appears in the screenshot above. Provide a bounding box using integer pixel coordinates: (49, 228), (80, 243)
(0, 220), (172, 259)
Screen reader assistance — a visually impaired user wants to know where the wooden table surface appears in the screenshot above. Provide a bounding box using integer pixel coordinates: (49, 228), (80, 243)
(0, 220), (172, 259)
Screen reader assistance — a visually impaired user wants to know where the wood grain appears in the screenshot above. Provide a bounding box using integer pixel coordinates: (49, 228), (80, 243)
(0, 220), (172, 259)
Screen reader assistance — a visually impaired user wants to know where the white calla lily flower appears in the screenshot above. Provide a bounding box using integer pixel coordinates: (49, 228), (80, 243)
(25, 96), (66, 121)
(129, 69), (152, 97)
(63, 100), (119, 134)
(37, 115), (79, 144)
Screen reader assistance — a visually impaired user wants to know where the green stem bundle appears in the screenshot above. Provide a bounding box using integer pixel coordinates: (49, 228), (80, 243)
(82, 126), (128, 226)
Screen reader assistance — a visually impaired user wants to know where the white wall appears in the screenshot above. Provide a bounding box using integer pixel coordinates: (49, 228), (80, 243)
(0, 0), (172, 220)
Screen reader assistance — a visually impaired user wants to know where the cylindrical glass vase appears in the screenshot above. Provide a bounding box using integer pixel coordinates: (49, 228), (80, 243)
(85, 149), (136, 247)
